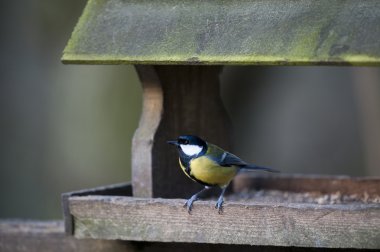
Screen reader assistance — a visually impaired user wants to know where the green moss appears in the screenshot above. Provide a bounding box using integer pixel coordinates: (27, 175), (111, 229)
(64, 53), (375, 66)
(63, 0), (102, 55)
(339, 54), (380, 66)
(62, 0), (380, 66)
(289, 29), (321, 59)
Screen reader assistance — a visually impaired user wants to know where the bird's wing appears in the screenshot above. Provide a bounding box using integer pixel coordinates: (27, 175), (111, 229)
(219, 152), (279, 172)
(219, 152), (248, 167)
(206, 144), (279, 172)
(206, 143), (247, 167)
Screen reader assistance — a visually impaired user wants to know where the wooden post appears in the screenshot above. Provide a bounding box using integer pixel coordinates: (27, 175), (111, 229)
(132, 65), (230, 198)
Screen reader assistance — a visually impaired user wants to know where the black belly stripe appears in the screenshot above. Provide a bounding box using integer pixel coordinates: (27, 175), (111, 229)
(179, 158), (191, 176)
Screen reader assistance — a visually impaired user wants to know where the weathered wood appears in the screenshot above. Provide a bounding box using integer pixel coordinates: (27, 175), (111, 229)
(132, 65), (230, 198)
(125, 242), (362, 252)
(0, 221), (361, 252)
(61, 176), (380, 248)
(132, 66), (163, 198)
(69, 195), (380, 249)
(0, 221), (132, 252)
(233, 173), (380, 195)
(62, 182), (131, 234)
(62, 0), (380, 65)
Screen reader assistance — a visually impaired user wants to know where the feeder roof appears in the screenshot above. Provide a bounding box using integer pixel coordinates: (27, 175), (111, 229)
(62, 0), (380, 65)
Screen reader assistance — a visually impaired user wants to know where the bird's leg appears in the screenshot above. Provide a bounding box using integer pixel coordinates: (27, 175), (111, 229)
(184, 186), (210, 214)
(215, 186), (228, 214)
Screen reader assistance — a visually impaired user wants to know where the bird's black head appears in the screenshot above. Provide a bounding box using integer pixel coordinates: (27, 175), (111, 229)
(167, 135), (207, 157)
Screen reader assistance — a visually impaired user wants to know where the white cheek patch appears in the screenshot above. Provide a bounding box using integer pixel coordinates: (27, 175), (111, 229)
(180, 144), (203, 156)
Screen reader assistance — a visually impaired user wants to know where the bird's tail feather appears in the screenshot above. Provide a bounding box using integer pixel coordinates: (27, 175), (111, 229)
(241, 165), (279, 173)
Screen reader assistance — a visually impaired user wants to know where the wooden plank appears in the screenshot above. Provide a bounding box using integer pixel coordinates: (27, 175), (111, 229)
(132, 65), (230, 198)
(0, 222), (361, 252)
(62, 182), (131, 234)
(233, 174), (380, 195)
(69, 195), (380, 249)
(122, 243), (363, 252)
(62, 0), (380, 65)
(0, 221), (132, 252)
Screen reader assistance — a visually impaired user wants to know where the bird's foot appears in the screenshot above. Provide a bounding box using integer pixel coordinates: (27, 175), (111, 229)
(215, 197), (224, 214)
(183, 195), (198, 214)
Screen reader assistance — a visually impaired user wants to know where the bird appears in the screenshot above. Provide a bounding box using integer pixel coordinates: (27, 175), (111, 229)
(167, 135), (278, 214)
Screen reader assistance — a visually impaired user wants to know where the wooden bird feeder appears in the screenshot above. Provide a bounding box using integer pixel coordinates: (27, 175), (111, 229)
(58, 0), (380, 250)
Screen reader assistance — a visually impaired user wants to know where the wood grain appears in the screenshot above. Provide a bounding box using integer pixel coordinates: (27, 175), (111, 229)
(1, 221), (362, 252)
(62, 182), (131, 234)
(132, 66), (231, 198)
(0, 221), (132, 252)
(233, 173), (380, 195)
(132, 66), (163, 198)
(69, 195), (380, 249)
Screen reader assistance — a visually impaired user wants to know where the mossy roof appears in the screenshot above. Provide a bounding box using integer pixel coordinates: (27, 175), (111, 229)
(62, 0), (380, 65)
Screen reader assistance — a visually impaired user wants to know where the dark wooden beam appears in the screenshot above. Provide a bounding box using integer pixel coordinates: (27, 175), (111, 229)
(132, 65), (230, 198)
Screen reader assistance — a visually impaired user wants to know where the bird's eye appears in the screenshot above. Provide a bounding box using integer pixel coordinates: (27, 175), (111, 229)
(178, 139), (189, 145)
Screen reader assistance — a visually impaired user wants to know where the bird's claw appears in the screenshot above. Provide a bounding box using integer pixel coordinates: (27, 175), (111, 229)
(184, 197), (196, 214)
(183, 202), (192, 214)
(215, 199), (224, 214)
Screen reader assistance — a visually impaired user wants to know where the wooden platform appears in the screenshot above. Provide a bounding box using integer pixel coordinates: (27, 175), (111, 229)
(62, 174), (380, 249)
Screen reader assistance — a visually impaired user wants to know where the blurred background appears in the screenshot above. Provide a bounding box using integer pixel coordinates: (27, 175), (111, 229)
(0, 0), (379, 220)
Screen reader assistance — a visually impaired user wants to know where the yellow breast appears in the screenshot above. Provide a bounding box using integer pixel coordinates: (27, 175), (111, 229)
(189, 156), (238, 187)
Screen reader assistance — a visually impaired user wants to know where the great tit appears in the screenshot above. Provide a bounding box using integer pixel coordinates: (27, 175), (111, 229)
(167, 135), (278, 214)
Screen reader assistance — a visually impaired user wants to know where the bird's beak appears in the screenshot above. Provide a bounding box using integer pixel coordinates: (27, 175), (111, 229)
(167, 140), (179, 146)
